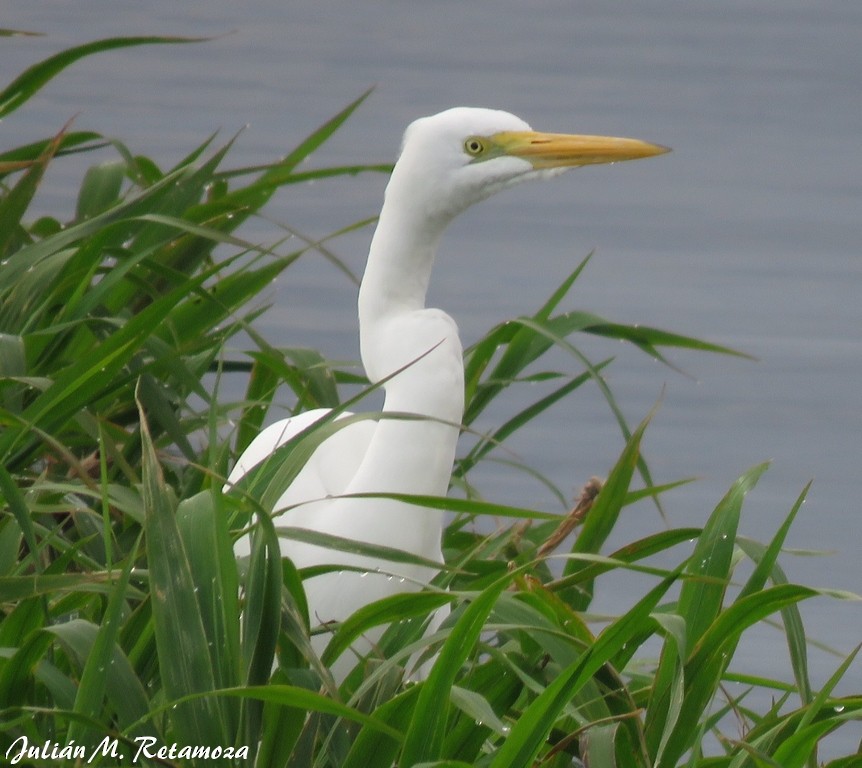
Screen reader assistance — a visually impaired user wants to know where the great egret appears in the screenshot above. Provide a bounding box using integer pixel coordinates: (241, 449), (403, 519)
(227, 107), (668, 675)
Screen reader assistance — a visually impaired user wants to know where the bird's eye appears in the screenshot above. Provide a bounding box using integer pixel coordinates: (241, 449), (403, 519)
(463, 137), (486, 157)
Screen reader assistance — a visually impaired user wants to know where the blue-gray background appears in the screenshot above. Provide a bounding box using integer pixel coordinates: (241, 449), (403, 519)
(5, 1), (860, 755)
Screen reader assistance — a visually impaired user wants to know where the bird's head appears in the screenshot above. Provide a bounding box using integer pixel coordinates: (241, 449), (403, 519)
(389, 107), (669, 223)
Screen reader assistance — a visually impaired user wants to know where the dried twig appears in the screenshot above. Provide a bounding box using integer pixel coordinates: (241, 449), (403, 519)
(537, 476), (603, 557)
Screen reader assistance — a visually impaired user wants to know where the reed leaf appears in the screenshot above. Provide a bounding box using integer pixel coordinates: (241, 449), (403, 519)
(0, 35), (209, 118)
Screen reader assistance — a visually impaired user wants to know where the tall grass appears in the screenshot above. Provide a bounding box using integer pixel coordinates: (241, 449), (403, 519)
(0, 37), (859, 767)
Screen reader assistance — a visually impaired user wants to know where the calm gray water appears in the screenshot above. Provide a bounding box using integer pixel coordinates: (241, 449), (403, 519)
(5, 1), (861, 754)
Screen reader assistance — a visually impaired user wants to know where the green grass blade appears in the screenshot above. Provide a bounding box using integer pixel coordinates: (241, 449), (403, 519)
(560, 408), (653, 611)
(0, 515), (23, 577)
(0, 332), (26, 376)
(322, 591), (452, 668)
(579, 724), (619, 768)
(550, 526), (701, 593)
(488, 569), (679, 768)
(449, 685), (509, 736)
(265, 88), (374, 177)
(534, 255), (593, 321)
(442, 660), (524, 761)
(281, 347), (343, 408)
(484, 313), (663, 507)
(785, 643), (860, 752)
(0, 573), (134, 601)
(156, 252), (295, 353)
(659, 584), (819, 768)
(0, 160), (187, 286)
(47, 617), (155, 739)
(0, 616), (52, 709)
(736, 482), (813, 703)
(679, 461), (770, 645)
(0, 35), (209, 118)
(584, 321), (753, 360)
(0, 463), (41, 573)
(0, 131), (105, 180)
(138, 381), (225, 747)
(74, 160), (125, 221)
(136, 373), (199, 462)
(213, 89), (375, 216)
(278, 525), (449, 574)
(649, 614), (688, 767)
(177, 491), (242, 691)
(236, 353), (283, 455)
(462, 321), (519, 410)
(241, 505), (282, 688)
(464, 313), (592, 424)
(334, 491), (560, 522)
(0, 123), (64, 257)
(645, 462), (769, 760)
(462, 258), (601, 426)
(65, 549), (136, 745)
(459, 360), (611, 476)
(770, 720), (843, 768)
(0, 260), (211, 466)
(343, 684), (420, 768)
(219, 684), (404, 741)
(400, 578), (510, 766)
(254, 673), (307, 768)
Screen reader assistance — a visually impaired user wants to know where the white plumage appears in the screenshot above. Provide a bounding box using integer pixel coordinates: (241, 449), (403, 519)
(226, 107), (668, 676)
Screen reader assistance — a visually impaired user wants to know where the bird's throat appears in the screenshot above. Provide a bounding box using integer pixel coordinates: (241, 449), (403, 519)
(358, 188), (451, 381)
(360, 207), (443, 319)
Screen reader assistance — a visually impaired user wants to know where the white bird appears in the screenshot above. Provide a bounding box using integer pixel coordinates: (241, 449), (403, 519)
(226, 107), (668, 676)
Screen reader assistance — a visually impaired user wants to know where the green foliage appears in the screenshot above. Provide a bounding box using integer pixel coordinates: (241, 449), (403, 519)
(1, 37), (859, 768)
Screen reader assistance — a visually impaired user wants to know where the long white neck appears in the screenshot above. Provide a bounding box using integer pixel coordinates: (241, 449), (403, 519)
(358, 179), (445, 353)
(349, 173), (464, 500)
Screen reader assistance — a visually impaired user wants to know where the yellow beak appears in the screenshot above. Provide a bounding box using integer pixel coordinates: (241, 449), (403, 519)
(493, 130), (670, 168)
